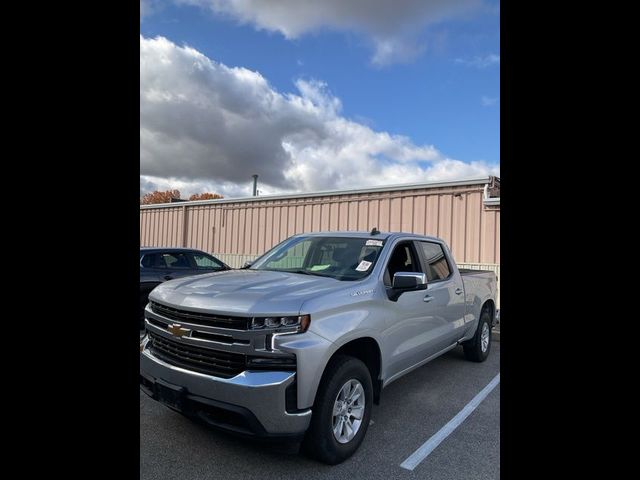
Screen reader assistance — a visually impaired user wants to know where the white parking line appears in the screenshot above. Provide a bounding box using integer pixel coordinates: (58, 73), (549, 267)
(399, 373), (500, 471)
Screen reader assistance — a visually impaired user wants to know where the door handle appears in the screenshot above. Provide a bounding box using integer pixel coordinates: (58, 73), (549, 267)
(164, 275), (173, 281)
(423, 295), (434, 303)
(455, 288), (463, 295)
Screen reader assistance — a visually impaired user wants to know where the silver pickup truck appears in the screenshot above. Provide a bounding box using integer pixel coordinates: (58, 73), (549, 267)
(140, 231), (497, 464)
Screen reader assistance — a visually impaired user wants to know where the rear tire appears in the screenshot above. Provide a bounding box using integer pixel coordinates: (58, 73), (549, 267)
(303, 355), (373, 465)
(463, 310), (492, 362)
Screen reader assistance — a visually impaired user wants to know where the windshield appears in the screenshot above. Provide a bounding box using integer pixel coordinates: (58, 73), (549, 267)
(251, 236), (385, 281)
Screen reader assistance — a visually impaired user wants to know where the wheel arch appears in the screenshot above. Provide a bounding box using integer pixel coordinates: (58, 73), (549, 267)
(319, 337), (383, 405)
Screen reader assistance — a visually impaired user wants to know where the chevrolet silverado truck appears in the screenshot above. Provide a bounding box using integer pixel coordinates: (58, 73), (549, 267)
(140, 231), (497, 464)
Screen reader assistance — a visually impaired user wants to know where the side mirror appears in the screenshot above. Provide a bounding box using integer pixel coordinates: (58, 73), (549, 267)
(392, 272), (428, 290)
(388, 272), (427, 301)
(242, 261), (254, 269)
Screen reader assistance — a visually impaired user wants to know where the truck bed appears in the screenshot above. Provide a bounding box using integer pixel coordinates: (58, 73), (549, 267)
(459, 269), (497, 327)
(459, 268), (495, 276)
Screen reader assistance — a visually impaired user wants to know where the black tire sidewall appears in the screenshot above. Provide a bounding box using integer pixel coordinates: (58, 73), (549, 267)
(479, 312), (492, 359)
(307, 356), (373, 464)
(474, 312), (492, 360)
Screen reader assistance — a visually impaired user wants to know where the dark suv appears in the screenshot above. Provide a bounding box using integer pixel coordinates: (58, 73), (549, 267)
(139, 247), (230, 327)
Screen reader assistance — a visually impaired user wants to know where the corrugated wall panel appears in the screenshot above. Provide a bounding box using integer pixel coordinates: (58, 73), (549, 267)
(338, 201), (348, 230)
(368, 199), (379, 231)
(272, 206), (281, 247)
(303, 203), (312, 233)
(329, 198), (339, 230)
(285, 204), (294, 237)
(251, 206), (260, 253)
(425, 194), (439, 237)
(413, 195), (425, 235)
(312, 203), (321, 232)
(480, 208), (497, 264)
(295, 203), (304, 235)
(451, 195), (467, 262)
(256, 206), (265, 253)
(264, 205), (274, 251)
(389, 197), (402, 231)
(195, 207), (203, 250)
(465, 192), (482, 263)
(495, 210), (500, 264)
(378, 198), (390, 231)
(140, 183), (499, 266)
(357, 200), (368, 231)
(437, 194), (453, 249)
(348, 200), (358, 230)
(401, 196), (413, 232)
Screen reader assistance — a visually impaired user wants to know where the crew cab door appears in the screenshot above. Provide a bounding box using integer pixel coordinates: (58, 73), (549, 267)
(381, 240), (440, 379)
(414, 240), (467, 348)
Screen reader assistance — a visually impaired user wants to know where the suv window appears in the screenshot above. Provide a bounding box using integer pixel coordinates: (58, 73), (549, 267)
(418, 242), (451, 281)
(140, 253), (154, 268)
(142, 252), (192, 269)
(191, 253), (224, 270)
(384, 242), (422, 286)
(161, 252), (191, 269)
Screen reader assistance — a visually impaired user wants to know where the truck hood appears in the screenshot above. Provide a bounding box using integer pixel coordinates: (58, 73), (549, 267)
(149, 269), (344, 315)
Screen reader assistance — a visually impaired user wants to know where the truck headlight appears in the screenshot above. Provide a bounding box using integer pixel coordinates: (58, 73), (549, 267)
(250, 314), (310, 332)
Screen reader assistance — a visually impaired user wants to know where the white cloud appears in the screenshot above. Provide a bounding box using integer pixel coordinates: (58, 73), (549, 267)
(141, 0), (160, 18)
(140, 35), (499, 198)
(481, 95), (499, 107)
(371, 37), (427, 67)
(176, 0), (481, 65)
(455, 53), (500, 68)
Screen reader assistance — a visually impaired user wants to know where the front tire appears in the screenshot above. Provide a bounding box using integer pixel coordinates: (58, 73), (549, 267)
(463, 310), (492, 362)
(304, 355), (373, 465)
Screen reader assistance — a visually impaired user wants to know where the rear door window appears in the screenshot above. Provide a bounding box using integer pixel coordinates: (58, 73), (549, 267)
(143, 252), (192, 269)
(191, 253), (224, 270)
(417, 242), (451, 282)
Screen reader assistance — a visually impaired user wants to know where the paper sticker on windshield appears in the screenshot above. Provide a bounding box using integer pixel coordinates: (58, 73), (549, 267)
(366, 240), (383, 247)
(310, 264), (331, 271)
(356, 260), (372, 272)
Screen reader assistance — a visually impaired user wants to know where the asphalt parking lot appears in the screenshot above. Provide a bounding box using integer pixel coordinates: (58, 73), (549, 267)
(140, 336), (500, 479)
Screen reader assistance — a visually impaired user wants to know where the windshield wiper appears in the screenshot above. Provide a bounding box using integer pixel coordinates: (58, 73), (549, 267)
(288, 269), (332, 278)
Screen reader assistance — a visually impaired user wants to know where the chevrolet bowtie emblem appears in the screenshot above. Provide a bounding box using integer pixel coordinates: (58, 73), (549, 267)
(168, 323), (190, 338)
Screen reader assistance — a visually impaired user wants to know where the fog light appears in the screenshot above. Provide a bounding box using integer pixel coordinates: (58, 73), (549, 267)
(247, 355), (296, 369)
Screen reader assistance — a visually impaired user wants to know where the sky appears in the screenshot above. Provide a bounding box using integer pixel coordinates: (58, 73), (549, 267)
(140, 0), (500, 199)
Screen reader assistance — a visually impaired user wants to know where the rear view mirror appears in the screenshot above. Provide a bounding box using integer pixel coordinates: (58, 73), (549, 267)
(392, 272), (428, 290)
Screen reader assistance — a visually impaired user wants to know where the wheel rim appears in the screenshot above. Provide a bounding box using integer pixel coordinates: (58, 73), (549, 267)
(332, 379), (365, 444)
(481, 322), (490, 353)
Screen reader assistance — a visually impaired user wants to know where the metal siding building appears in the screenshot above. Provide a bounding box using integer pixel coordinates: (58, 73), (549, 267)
(140, 176), (500, 302)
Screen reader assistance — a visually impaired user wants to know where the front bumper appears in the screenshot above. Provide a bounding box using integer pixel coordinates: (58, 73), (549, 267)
(140, 345), (312, 437)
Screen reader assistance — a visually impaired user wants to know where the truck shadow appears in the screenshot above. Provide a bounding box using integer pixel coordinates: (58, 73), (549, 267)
(141, 343), (500, 478)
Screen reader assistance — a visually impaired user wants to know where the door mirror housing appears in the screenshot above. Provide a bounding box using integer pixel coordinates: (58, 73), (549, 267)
(388, 272), (428, 301)
(392, 272), (428, 290)
(242, 261), (254, 269)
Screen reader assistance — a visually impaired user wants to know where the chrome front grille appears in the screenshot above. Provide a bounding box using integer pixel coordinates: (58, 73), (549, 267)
(147, 331), (246, 378)
(149, 301), (250, 330)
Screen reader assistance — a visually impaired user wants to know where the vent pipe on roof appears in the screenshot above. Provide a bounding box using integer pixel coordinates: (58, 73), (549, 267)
(483, 177), (500, 206)
(252, 174), (259, 196)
